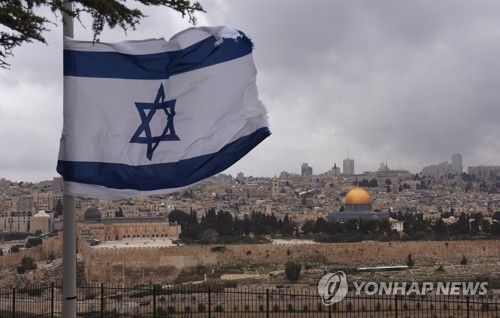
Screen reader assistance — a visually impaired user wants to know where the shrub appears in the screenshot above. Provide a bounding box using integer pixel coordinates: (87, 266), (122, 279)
(317, 302), (323, 312)
(197, 303), (206, 312)
(460, 255), (468, 265)
(16, 256), (37, 274)
(284, 261), (302, 281)
(406, 254), (415, 267)
(481, 303), (489, 312)
(166, 305), (175, 313)
(346, 302), (352, 312)
(214, 304), (224, 312)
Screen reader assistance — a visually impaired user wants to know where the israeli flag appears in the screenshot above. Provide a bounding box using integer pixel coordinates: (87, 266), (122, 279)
(57, 26), (270, 199)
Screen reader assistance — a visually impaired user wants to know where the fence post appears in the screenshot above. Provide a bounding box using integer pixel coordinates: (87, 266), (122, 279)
(51, 283), (55, 318)
(12, 287), (15, 318)
(329, 302), (332, 318)
(394, 295), (398, 318)
(153, 285), (156, 318)
(266, 289), (269, 318)
(100, 283), (105, 318)
(208, 286), (211, 318)
(466, 296), (470, 318)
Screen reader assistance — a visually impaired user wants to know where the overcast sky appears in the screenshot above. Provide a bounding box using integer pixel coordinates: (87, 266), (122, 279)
(1, 0), (500, 182)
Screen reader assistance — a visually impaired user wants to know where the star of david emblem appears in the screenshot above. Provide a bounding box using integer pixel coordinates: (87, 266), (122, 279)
(130, 84), (180, 160)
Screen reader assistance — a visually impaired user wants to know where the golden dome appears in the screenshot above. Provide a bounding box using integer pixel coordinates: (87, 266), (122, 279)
(345, 187), (372, 205)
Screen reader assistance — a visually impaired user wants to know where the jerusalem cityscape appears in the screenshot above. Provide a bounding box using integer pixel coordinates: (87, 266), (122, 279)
(3, 0), (500, 317)
(1, 154), (499, 316)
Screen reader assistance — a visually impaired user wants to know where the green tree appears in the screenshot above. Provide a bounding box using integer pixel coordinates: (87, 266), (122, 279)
(406, 254), (415, 268)
(301, 220), (315, 235)
(168, 209), (190, 225)
(492, 211), (500, 221)
(458, 213), (470, 234)
(490, 222), (500, 236)
(481, 219), (491, 233)
(189, 209), (198, 225)
(198, 228), (218, 244)
(55, 198), (63, 217)
(17, 256), (37, 274)
(313, 217), (328, 234)
(460, 255), (467, 265)
(0, 0), (205, 68)
(433, 219), (448, 236)
(284, 261), (302, 281)
(115, 207), (124, 217)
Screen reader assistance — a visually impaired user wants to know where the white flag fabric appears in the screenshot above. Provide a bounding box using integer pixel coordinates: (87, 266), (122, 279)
(57, 26), (270, 199)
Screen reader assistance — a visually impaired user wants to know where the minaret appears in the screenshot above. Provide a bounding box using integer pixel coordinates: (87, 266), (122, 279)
(272, 176), (279, 197)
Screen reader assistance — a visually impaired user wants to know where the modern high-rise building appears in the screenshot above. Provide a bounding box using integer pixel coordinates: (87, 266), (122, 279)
(301, 163), (313, 176)
(343, 158), (355, 176)
(451, 153), (463, 173)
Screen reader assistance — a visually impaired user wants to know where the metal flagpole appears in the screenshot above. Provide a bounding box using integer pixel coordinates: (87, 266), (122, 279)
(62, 2), (77, 317)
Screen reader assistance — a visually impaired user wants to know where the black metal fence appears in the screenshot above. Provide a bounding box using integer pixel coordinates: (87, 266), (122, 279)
(0, 283), (498, 317)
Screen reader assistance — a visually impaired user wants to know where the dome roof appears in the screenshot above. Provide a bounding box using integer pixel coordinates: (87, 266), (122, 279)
(84, 207), (102, 220)
(345, 187), (372, 205)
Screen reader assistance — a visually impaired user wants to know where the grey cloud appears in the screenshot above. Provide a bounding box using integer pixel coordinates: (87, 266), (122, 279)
(1, 0), (500, 181)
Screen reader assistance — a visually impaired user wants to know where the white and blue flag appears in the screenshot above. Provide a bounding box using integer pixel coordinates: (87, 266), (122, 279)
(57, 26), (270, 199)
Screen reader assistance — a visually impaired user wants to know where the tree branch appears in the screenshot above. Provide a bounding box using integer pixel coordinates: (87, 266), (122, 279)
(0, 0), (205, 68)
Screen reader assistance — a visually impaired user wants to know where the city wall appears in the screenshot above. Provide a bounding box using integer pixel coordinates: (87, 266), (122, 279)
(0, 235), (63, 270)
(80, 240), (500, 283)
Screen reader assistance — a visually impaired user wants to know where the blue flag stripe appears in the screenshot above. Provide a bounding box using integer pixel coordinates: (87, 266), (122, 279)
(64, 35), (253, 79)
(57, 127), (270, 191)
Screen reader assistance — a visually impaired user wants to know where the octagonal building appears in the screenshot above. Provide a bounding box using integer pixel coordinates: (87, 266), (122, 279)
(328, 187), (389, 223)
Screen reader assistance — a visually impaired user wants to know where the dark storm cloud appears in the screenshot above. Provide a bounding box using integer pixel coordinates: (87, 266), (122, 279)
(202, 0), (500, 175)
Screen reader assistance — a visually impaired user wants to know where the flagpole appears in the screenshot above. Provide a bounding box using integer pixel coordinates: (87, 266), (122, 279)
(62, 2), (77, 317)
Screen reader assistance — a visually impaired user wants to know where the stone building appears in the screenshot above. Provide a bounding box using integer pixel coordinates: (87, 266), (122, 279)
(77, 207), (181, 243)
(31, 210), (51, 234)
(0, 211), (32, 232)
